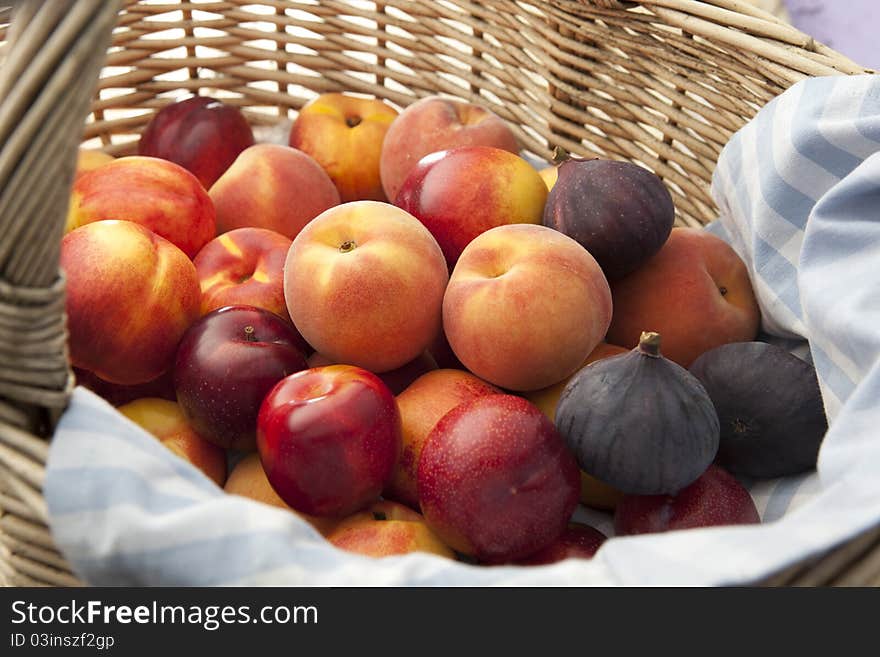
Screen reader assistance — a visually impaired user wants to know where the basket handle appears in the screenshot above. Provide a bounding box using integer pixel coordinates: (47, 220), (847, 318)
(0, 0), (120, 436)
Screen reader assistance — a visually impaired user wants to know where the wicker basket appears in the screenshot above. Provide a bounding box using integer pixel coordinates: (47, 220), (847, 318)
(0, 0), (877, 587)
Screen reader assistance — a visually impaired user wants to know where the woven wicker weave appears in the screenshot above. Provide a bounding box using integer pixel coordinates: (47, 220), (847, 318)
(0, 0), (876, 587)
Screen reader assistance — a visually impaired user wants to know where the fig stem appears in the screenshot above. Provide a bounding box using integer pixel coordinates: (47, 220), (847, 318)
(339, 240), (357, 254)
(551, 145), (569, 164)
(638, 331), (662, 357)
(244, 325), (256, 342)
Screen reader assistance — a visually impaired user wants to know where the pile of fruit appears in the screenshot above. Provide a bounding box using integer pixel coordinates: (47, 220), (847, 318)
(64, 92), (828, 567)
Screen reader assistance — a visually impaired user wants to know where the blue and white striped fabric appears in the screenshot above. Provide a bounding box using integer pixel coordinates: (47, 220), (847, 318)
(45, 74), (880, 586)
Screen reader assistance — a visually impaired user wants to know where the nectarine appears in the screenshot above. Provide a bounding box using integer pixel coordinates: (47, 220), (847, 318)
(284, 201), (448, 373)
(61, 220), (201, 385)
(443, 224), (612, 391)
(289, 93), (398, 202)
(67, 156), (216, 259)
(607, 227), (760, 367)
(379, 95), (519, 202)
(209, 144), (340, 240)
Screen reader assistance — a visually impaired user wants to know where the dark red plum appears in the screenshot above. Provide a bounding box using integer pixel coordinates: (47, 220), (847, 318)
(139, 96), (254, 189)
(543, 158), (674, 280)
(689, 341), (827, 478)
(615, 464), (760, 535)
(418, 394), (581, 564)
(173, 305), (308, 451)
(516, 523), (607, 565)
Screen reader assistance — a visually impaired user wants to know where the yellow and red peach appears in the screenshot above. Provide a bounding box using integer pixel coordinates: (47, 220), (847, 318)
(118, 397), (227, 487)
(223, 453), (339, 536)
(74, 149), (114, 180)
(538, 165), (558, 191)
(443, 224), (613, 391)
(61, 220), (201, 385)
(289, 93), (399, 202)
(66, 156), (215, 259)
(326, 500), (455, 559)
(379, 95), (519, 202)
(193, 227), (293, 322)
(209, 144), (340, 240)
(395, 146), (548, 269)
(284, 201), (448, 373)
(607, 227), (761, 367)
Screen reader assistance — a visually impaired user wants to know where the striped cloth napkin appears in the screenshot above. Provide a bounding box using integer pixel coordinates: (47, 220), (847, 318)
(45, 74), (880, 586)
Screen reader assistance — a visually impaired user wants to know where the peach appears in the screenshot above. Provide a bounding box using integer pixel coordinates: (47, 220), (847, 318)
(395, 146), (548, 269)
(223, 453), (339, 536)
(607, 227), (761, 367)
(193, 227), (294, 322)
(74, 149), (114, 180)
(284, 201), (448, 373)
(326, 501), (455, 559)
(118, 398), (227, 487)
(289, 93), (399, 202)
(209, 144), (340, 240)
(379, 95), (519, 202)
(538, 165), (558, 191)
(66, 156), (215, 259)
(443, 224), (613, 391)
(385, 369), (501, 509)
(61, 220), (201, 385)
